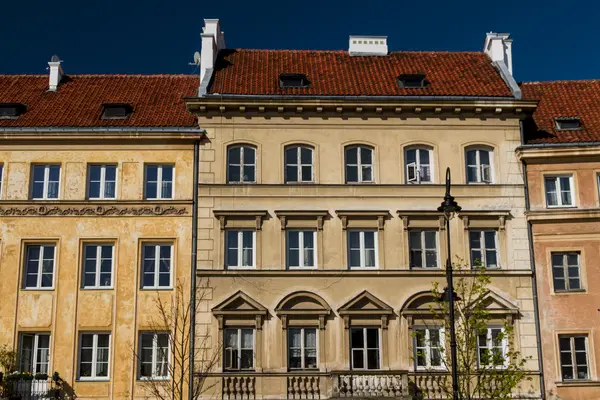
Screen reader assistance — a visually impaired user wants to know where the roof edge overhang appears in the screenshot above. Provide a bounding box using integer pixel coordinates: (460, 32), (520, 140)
(185, 96), (537, 119)
(0, 126), (205, 141)
(517, 142), (600, 161)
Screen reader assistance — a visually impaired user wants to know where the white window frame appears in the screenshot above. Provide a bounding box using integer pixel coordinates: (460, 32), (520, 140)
(559, 335), (589, 381)
(87, 164), (117, 200)
(287, 327), (318, 370)
(465, 148), (493, 184)
(286, 230), (317, 269)
(0, 163), (4, 199)
(78, 332), (111, 381)
(138, 332), (170, 380)
(144, 164), (174, 200)
(350, 327), (381, 370)
(545, 175), (575, 208)
(405, 147), (433, 184)
(227, 145), (256, 183)
(469, 230), (499, 269)
(224, 328), (255, 371)
(551, 252), (582, 292)
(345, 145), (374, 183)
(347, 230), (378, 269)
(414, 327), (446, 370)
(477, 327), (507, 369)
(19, 333), (50, 374)
(225, 230), (256, 269)
(409, 230), (439, 269)
(24, 244), (56, 290)
(141, 243), (173, 289)
(82, 244), (114, 289)
(31, 164), (61, 200)
(285, 145), (314, 183)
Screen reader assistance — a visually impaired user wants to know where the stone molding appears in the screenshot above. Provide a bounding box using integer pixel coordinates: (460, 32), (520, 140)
(0, 201), (191, 217)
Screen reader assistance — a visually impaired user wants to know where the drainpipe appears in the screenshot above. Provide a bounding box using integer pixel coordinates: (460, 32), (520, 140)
(189, 139), (200, 400)
(520, 120), (546, 399)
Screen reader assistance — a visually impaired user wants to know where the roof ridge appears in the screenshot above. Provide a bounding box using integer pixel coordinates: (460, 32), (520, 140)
(227, 48), (485, 55)
(0, 74), (197, 78)
(523, 79), (600, 85)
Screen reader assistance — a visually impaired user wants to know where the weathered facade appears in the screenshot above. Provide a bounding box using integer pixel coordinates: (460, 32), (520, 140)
(0, 72), (201, 399)
(188, 20), (542, 399)
(520, 80), (600, 400)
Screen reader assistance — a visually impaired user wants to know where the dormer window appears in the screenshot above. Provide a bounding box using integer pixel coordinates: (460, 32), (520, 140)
(0, 103), (26, 119)
(555, 118), (581, 131)
(398, 74), (428, 89)
(279, 74), (310, 88)
(101, 103), (132, 120)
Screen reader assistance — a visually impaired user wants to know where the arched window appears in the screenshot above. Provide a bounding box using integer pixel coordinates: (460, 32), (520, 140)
(285, 145), (314, 183)
(345, 145), (374, 183)
(405, 146), (433, 184)
(465, 147), (493, 184)
(227, 145), (256, 183)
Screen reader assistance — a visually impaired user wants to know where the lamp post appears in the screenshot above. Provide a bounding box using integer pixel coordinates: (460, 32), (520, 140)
(437, 167), (462, 400)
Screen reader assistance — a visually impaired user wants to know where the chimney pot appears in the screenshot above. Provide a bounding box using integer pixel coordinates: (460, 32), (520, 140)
(48, 55), (64, 91)
(199, 19), (226, 93)
(484, 33), (513, 75)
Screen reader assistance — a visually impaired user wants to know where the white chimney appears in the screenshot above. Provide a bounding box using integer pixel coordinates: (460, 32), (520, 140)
(200, 19), (226, 84)
(48, 55), (64, 91)
(349, 36), (388, 56)
(484, 33), (513, 75)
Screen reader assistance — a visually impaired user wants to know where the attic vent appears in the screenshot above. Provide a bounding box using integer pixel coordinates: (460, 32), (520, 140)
(398, 74), (429, 89)
(349, 36), (388, 56)
(279, 73), (310, 88)
(555, 117), (581, 131)
(0, 103), (26, 119)
(101, 103), (132, 120)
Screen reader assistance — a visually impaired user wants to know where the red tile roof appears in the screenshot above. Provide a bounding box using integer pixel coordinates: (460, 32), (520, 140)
(209, 49), (513, 98)
(0, 75), (198, 128)
(522, 80), (600, 144)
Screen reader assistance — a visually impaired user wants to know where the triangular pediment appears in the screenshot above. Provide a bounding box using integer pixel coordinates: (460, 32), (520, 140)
(471, 290), (519, 315)
(212, 291), (268, 316)
(338, 291), (393, 315)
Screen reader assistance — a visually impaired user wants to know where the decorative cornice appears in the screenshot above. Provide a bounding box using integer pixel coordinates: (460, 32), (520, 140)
(0, 201), (191, 217)
(527, 208), (600, 222)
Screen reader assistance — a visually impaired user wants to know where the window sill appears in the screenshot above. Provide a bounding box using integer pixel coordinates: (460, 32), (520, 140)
(140, 287), (173, 291)
(226, 267), (257, 270)
(138, 377), (170, 381)
(411, 267), (441, 271)
(81, 287), (114, 291)
(349, 267), (379, 270)
(144, 198), (174, 201)
(555, 380), (600, 388)
(76, 378), (110, 382)
(553, 289), (587, 295)
(288, 266), (318, 270)
(21, 287), (55, 291)
(87, 198), (117, 201)
(546, 205), (577, 209)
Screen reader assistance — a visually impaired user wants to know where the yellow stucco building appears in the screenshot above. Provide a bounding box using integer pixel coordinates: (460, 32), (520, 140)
(0, 71), (201, 399)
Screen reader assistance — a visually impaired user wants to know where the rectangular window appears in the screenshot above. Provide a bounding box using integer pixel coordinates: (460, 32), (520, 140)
(225, 230), (255, 269)
(287, 230), (316, 269)
(409, 230), (438, 268)
(144, 164), (173, 200)
(477, 327), (507, 368)
(82, 244), (114, 289)
(414, 327), (444, 370)
(139, 332), (169, 379)
(469, 230), (498, 268)
(141, 244), (172, 289)
(559, 335), (589, 381)
(350, 327), (380, 370)
(19, 333), (50, 374)
(78, 333), (110, 380)
(348, 230), (377, 269)
(88, 165), (117, 200)
(551, 252), (582, 292)
(31, 165), (60, 199)
(545, 175), (574, 207)
(24, 244), (55, 289)
(224, 328), (254, 371)
(288, 328), (318, 370)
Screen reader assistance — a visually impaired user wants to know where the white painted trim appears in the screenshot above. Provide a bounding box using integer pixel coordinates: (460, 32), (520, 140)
(138, 332), (171, 380)
(284, 145), (315, 183)
(140, 243), (173, 289)
(77, 332), (111, 381)
(144, 164), (175, 200)
(545, 174), (576, 208)
(225, 230), (257, 269)
(286, 230), (317, 269)
(82, 244), (114, 289)
(31, 164), (61, 200)
(23, 244), (56, 290)
(87, 164), (117, 200)
(347, 230), (379, 269)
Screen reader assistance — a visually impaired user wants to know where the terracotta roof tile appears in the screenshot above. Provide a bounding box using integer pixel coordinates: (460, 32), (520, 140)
(209, 49), (513, 97)
(522, 80), (600, 144)
(0, 74), (198, 128)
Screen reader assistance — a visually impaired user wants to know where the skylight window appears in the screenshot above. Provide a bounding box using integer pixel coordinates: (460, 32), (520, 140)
(101, 103), (132, 120)
(0, 103), (26, 119)
(398, 74), (429, 89)
(279, 74), (310, 88)
(555, 118), (582, 131)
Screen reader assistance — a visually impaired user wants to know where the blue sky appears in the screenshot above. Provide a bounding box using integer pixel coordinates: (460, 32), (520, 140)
(1, 0), (598, 82)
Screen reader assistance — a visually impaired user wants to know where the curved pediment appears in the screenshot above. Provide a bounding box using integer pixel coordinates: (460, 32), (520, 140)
(338, 290), (393, 316)
(400, 291), (442, 316)
(275, 291), (331, 316)
(212, 291), (268, 316)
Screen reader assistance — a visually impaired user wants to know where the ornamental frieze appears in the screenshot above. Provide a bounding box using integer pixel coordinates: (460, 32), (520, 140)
(0, 203), (190, 217)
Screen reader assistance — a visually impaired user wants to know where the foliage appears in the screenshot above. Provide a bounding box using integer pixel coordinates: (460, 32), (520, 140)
(132, 279), (220, 400)
(0, 345), (17, 374)
(413, 260), (532, 400)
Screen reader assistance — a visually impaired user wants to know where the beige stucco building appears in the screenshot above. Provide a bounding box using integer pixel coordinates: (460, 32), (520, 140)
(520, 81), (600, 400)
(188, 20), (542, 399)
(0, 71), (201, 399)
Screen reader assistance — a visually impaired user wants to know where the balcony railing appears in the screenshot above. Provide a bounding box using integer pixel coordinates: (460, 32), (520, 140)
(1, 377), (63, 400)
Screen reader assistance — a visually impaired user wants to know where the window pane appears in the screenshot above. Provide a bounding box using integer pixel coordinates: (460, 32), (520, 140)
(559, 337), (571, 351)
(349, 250), (361, 267)
(145, 182), (157, 199)
(225, 330), (238, 349)
(466, 166), (478, 183)
(360, 148), (372, 164)
(346, 148), (358, 165)
(228, 147), (241, 164)
(364, 232), (375, 249)
(146, 165), (158, 181)
(33, 166), (45, 181)
(241, 329), (253, 349)
(352, 349), (364, 369)
(346, 166), (358, 182)
(361, 166), (372, 181)
(161, 166), (173, 182)
(574, 337), (586, 351)
(366, 329), (379, 348)
(350, 329), (364, 348)
(562, 367), (574, 380)
(240, 350), (253, 369)
(243, 147), (255, 165)
(484, 231), (496, 248)
(365, 249), (376, 267)
(569, 277), (581, 290)
(366, 349), (379, 369)
(303, 231), (314, 249)
(88, 182), (101, 198)
(424, 232), (436, 249)
(409, 231), (421, 250)
(243, 166), (255, 182)
(300, 148), (312, 164)
(485, 251), (498, 268)
(301, 166), (312, 182)
(551, 253), (564, 267)
(469, 231), (481, 248)
(410, 251), (422, 268)
(48, 166), (60, 181)
(228, 165), (240, 182)
(479, 150), (490, 165)
(554, 279), (566, 291)
(425, 250), (437, 268)
(32, 182), (44, 199)
(161, 182), (172, 199)
(285, 147), (298, 164)
(466, 151), (477, 166)
(286, 166), (298, 183)
(545, 178), (557, 205)
(349, 232), (360, 249)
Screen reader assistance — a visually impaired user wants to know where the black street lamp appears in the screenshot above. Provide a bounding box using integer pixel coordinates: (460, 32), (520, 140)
(437, 167), (461, 399)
